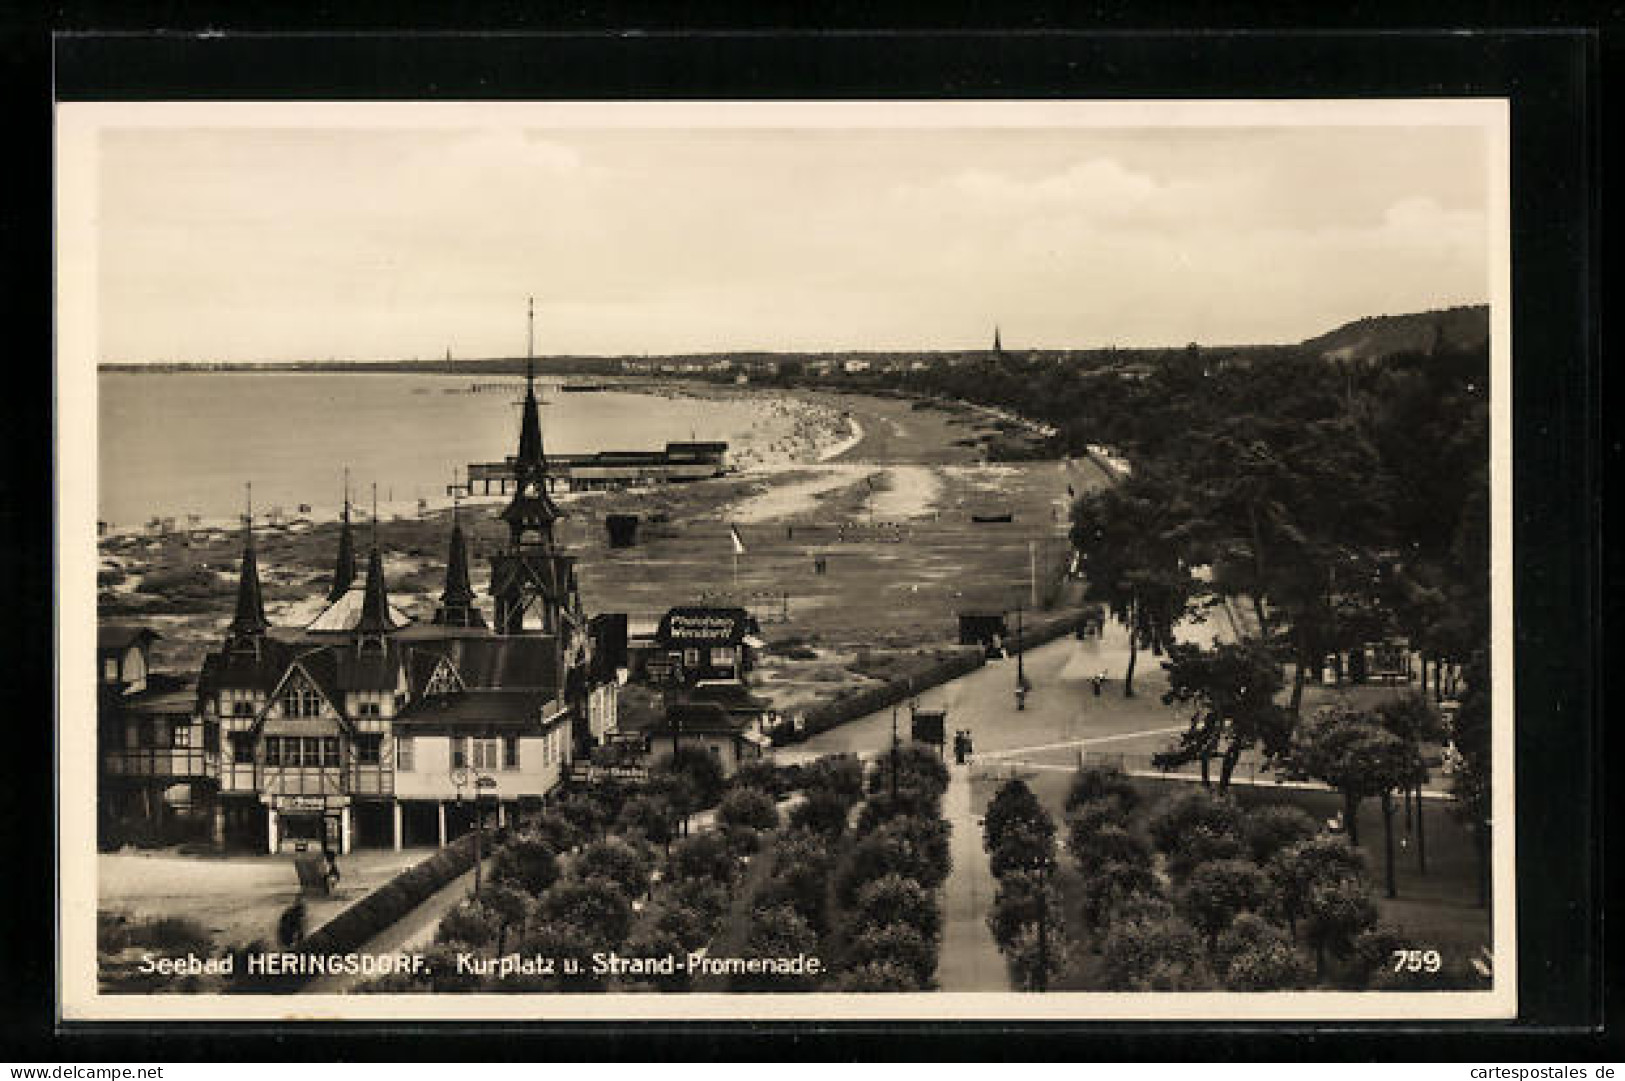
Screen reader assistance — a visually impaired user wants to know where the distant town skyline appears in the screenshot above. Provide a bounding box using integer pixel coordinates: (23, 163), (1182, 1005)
(80, 105), (1496, 363)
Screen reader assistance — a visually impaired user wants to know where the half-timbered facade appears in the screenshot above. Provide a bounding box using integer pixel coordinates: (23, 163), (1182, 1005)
(108, 329), (612, 855)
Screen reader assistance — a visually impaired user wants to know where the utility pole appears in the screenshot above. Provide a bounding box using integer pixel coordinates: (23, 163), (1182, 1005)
(1030, 539), (1039, 608)
(1016, 606), (1026, 689)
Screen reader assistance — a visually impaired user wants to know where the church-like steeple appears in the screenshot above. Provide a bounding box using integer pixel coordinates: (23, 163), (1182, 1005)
(993, 325), (1003, 355)
(354, 485), (398, 649)
(433, 494), (486, 628)
(228, 484), (269, 642)
(500, 296), (562, 548)
(328, 469), (357, 602)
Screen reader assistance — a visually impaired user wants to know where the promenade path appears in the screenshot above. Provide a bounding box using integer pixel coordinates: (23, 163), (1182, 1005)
(937, 760), (1006, 991)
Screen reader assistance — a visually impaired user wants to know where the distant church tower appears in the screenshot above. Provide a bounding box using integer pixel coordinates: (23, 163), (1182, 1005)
(993, 325), (1003, 357)
(489, 298), (582, 636)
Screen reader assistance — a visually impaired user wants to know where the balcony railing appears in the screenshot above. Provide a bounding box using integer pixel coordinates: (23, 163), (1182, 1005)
(102, 748), (218, 779)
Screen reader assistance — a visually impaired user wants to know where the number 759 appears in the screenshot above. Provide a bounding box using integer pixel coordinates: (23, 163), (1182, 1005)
(1391, 949), (1442, 973)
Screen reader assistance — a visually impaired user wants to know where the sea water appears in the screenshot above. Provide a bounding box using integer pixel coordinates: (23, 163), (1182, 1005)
(97, 371), (782, 529)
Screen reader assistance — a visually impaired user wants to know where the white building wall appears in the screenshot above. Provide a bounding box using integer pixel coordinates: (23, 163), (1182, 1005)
(392, 726), (570, 801)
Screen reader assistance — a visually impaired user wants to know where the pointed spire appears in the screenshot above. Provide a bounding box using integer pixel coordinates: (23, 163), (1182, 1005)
(993, 325), (1003, 354)
(328, 468), (357, 602)
(355, 485), (396, 642)
(434, 486), (485, 628)
(517, 297), (546, 470)
(229, 482), (269, 639)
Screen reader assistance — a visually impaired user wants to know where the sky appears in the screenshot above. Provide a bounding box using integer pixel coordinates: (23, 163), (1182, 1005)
(91, 117), (1494, 362)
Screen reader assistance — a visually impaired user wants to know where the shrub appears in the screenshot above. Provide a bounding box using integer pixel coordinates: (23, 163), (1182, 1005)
(1214, 914), (1311, 990)
(1100, 915), (1213, 991)
(718, 786), (781, 833)
(477, 882), (534, 939)
(522, 810), (583, 854)
(1178, 858), (1270, 948)
(577, 837), (652, 898)
(509, 920), (608, 992)
(617, 796), (679, 851)
(538, 876), (635, 947)
(1242, 805), (1322, 864)
(1065, 766), (1140, 814)
(489, 833), (560, 896)
(1165, 823), (1248, 882)
(849, 873), (942, 942)
(557, 792), (611, 842)
(723, 824), (762, 857)
(1349, 923), (1441, 989)
(667, 877), (731, 923)
(848, 922), (937, 987)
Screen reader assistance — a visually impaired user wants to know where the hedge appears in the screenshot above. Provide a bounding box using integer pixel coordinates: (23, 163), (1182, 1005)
(264, 830), (497, 991)
(780, 610), (1090, 744)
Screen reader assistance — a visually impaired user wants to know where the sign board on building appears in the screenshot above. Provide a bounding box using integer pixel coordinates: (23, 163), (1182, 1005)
(569, 764), (651, 786)
(275, 795), (330, 813)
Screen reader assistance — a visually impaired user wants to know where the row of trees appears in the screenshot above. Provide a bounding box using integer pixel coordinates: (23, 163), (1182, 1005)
(1063, 771), (1438, 989)
(983, 778), (1070, 990)
(824, 747), (953, 991)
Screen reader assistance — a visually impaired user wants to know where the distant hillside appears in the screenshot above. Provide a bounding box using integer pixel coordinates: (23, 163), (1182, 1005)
(1301, 304), (1488, 363)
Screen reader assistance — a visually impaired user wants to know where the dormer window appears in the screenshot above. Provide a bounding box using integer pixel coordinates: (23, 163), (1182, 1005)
(281, 673), (325, 718)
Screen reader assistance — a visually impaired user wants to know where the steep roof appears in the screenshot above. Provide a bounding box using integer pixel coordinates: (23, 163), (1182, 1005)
(304, 584), (411, 634)
(228, 538), (270, 638)
(393, 689), (559, 732)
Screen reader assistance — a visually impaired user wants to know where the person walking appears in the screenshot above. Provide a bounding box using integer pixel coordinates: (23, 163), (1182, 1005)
(1092, 672), (1106, 697)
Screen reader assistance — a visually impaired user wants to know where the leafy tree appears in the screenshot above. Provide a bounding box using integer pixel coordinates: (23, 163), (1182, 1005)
(983, 778), (1048, 853)
(476, 882), (533, 952)
(1264, 835), (1367, 943)
(521, 810), (582, 854)
(669, 831), (735, 887)
(651, 746), (727, 810)
(1157, 639), (1293, 791)
(718, 786), (781, 834)
(1147, 789), (1247, 879)
(730, 759), (788, 798)
(1070, 468), (1195, 696)
(1004, 921), (1072, 992)
(1100, 914), (1213, 991)
(1449, 652), (1492, 906)
(618, 926), (692, 991)
(1349, 923), (1444, 989)
(556, 791), (612, 843)
(647, 902), (715, 953)
(731, 903), (820, 991)
(1064, 800), (1131, 867)
(577, 837), (652, 899)
(985, 867), (1064, 957)
(617, 795), (679, 854)
(838, 816), (951, 904)
(1080, 859), (1163, 932)
(988, 815), (1057, 880)
(1178, 858), (1270, 950)
(789, 788), (855, 841)
(666, 877), (730, 924)
(510, 919), (607, 991)
(537, 875), (634, 947)
(848, 922), (937, 988)
(435, 899), (501, 949)
(1065, 766), (1141, 814)
(1213, 913), (1310, 990)
(867, 744), (950, 800)
(1241, 804), (1321, 865)
(1287, 705), (1423, 896)
(1301, 876), (1379, 979)
(489, 832), (561, 896)
(850, 873), (942, 942)
(800, 754), (866, 803)
(855, 787), (941, 834)
(834, 959), (919, 992)
(1068, 822), (1151, 879)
